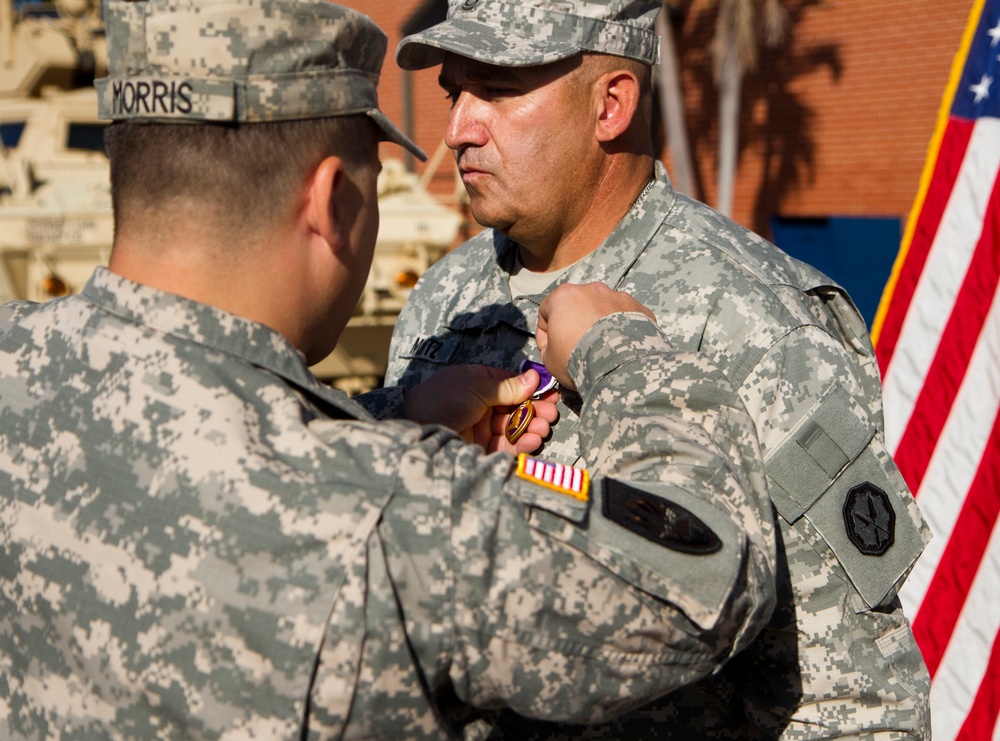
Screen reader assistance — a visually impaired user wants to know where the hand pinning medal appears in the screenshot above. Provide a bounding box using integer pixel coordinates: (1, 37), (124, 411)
(505, 360), (558, 444)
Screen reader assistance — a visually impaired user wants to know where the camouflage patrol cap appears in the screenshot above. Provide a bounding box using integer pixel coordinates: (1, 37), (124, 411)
(95, 0), (426, 161)
(396, 0), (661, 71)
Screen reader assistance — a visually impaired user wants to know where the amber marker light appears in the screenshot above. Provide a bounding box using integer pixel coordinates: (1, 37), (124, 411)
(396, 269), (420, 288)
(42, 274), (69, 297)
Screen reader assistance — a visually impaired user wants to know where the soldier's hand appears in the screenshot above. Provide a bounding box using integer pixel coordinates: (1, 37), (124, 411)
(483, 386), (559, 455)
(403, 365), (558, 453)
(537, 282), (656, 391)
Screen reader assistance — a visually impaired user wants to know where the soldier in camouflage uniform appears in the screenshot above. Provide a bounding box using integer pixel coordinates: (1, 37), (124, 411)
(0, 1), (778, 738)
(382, 1), (933, 738)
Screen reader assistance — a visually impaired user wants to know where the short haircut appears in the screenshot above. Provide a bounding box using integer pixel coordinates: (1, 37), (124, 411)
(104, 115), (377, 240)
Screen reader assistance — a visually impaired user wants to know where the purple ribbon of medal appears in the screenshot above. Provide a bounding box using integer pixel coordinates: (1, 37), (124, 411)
(520, 359), (557, 397)
(504, 360), (558, 444)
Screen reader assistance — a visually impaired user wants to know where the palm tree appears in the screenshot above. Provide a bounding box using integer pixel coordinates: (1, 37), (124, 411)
(712, 0), (787, 216)
(655, 1), (695, 196)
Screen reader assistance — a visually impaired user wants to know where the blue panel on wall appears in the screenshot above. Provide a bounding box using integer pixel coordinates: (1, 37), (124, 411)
(0, 122), (26, 149)
(770, 216), (901, 329)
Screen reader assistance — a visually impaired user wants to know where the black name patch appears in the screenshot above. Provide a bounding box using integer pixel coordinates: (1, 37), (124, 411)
(112, 80), (194, 116)
(603, 479), (722, 554)
(404, 336), (457, 364)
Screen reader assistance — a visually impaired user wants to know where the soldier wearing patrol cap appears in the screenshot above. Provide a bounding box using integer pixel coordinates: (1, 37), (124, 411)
(378, 0), (934, 738)
(0, 1), (778, 738)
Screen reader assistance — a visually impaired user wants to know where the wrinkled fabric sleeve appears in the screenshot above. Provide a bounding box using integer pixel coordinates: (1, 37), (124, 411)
(354, 384), (408, 421)
(372, 313), (777, 725)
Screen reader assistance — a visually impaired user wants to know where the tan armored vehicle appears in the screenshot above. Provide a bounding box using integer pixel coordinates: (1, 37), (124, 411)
(1, 0), (462, 393)
(1, 0), (109, 303)
(311, 160), (463, 393)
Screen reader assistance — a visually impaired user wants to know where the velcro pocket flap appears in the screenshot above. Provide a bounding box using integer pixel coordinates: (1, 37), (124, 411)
(510, 475), (591, 524)
(767, 384), (872, 522)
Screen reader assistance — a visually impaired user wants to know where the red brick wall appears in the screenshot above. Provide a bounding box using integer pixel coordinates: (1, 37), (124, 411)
(343, 0), (971, 239)
(675, 0), (970, 237)
(342, 2), (458, 199)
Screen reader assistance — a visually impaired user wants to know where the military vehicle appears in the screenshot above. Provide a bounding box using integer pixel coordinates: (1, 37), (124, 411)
(310, 159), (463, 393)
(1, 0), (463, 394)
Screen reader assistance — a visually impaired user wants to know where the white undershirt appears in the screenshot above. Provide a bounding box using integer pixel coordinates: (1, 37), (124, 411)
(507, 250), (576, 298)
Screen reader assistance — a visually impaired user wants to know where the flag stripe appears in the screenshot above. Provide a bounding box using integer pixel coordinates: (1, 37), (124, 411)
(871, 0), (988, 350)
(882, 118), (1000, 454)
(927, 509), (1000, 740)
(876, 2), (1000, 739)
(874, 118), (976, 370)
(891, 161), (1000, 488)
(911, 409), (1000, 677)
(898, 280), (1000, 617)
(955, 629), (1000, 741)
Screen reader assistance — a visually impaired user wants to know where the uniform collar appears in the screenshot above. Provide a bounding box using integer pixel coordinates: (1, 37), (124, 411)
(564, 161), (675, 290)
(450, 161), (676, 333)
(82, 267), (369, 420)
(445, 232), (535, 333)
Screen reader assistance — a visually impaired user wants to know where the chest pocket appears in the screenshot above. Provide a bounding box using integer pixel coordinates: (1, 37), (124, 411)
(766, 384), (930, 611)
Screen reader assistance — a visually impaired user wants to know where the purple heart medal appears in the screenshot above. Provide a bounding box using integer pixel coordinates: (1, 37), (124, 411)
(504, 359), (558, 444)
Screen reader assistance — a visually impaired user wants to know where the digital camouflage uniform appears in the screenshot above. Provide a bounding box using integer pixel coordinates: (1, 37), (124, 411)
(384, 162), (933, 741)
(0, 269), (775, 739)
(0, 1), (779, 738)
(385, 3), (933, 737)
(386, 0), (930, 741)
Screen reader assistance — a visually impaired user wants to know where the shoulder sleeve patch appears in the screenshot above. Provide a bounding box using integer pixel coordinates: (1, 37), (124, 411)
(602, 479), (722, 554)
(515, 454), (589, 502)
(843, 482), (895, 556)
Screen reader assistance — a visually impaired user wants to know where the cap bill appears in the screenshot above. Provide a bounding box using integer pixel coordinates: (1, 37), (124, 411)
(368, 109), (427, 162)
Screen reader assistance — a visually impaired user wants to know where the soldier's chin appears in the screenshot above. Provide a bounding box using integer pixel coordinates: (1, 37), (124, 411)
(302, 325), (347, 368)
(468, 201), (514, 235)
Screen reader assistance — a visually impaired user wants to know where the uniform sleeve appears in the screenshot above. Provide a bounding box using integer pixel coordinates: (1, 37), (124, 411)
(352, 384), (408, 421)
(373, 312), (777, 725)
(739, 320), (929, 610)
(0, 301), (37, 327)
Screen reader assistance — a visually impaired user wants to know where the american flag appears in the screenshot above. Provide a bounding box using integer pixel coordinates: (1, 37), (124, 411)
(872, 0), (1000, 737)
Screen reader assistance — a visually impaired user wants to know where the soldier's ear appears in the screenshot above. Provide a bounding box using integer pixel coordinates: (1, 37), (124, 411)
(594, 69), (641, 143)
(305, 155), (345, 253)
